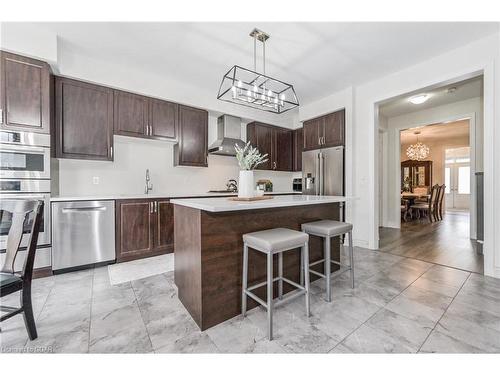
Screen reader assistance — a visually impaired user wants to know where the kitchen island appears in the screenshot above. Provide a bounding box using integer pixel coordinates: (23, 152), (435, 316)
(171, 195), (351, 330)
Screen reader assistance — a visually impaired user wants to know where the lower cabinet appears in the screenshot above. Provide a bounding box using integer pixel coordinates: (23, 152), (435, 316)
(115, 198), (174, 262)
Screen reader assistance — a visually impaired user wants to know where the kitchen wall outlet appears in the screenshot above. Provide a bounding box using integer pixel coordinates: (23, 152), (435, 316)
(92, 176), (100, 185)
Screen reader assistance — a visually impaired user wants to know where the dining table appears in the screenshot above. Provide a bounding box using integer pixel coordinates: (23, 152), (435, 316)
(401, 192), (430, 206)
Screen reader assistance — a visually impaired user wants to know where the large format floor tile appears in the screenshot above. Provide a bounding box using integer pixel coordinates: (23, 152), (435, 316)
(1, 248), (498, 354)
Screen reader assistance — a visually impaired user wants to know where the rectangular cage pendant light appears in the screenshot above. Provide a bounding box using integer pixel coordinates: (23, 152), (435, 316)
(217, 29), (299, 114)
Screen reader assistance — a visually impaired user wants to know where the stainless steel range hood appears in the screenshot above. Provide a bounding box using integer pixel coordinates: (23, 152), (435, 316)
(208, 115), (246, 156)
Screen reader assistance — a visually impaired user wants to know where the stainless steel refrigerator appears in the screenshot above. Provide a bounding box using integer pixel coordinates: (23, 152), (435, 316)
(302, 146), (344, 196)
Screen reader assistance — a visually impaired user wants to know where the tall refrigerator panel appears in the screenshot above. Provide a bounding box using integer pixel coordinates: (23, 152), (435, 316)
(302, 147), (344, 196)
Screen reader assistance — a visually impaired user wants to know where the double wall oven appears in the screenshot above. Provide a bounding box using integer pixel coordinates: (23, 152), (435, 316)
(0, 130), (51, 254)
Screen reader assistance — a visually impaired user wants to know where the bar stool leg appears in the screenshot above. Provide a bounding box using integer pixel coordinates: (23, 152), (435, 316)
(325, 236), (331, 302)
(278, 252), (283, 300)
(348, 230), (355, 289)
(267, 252), (274, 340)
(242, 243), (248, 316)
(300, 246), (304, 287)
(303, 243), (310, 317)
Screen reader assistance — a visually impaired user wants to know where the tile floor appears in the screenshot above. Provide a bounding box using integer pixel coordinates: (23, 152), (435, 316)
(1, 247), (499, 353)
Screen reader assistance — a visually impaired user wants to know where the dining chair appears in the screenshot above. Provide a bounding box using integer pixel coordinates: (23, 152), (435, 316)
(401, 199), (411, 222)
(436, 184), (446, 220)
(413, 186), (430, 204)
(412, 184), (439, 222)
(0, 199), (44, 340)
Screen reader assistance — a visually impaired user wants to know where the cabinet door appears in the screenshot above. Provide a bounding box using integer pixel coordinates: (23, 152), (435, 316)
(0, 52), (51, 133)
(322, 109), (345, 147)
(175, 105), (208, 167)
(247, 123), (273, 170)
(153, 199), (174, 254)
(150, 99), (177, 140)
(116, 199), (154, 262)
(55, 77), (114, 160)
(113, 90), (148, 137)
(303, 117), (322, 151)
(293, 127), (303, 171)
(274, 128), (293, 171)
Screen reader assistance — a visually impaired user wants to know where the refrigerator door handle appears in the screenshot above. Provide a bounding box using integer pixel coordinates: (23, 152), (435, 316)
(319, 152), (325, 195)
(315, 152), (320, 195)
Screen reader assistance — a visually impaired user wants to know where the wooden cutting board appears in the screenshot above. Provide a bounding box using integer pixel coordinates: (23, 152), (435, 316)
(229, 196), (274, 202)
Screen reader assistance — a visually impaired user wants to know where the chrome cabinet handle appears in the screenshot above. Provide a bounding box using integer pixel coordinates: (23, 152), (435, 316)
(149, 201), (153, 213)
(0, 109), (3, 124)
(154, 201), (158, 213)
(110, 146), (113, 158)
(273, 161), (277, 170)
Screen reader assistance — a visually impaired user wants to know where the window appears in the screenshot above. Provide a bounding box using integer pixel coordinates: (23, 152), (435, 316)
(445, 168), (451, 194)
(458, 166), (470, 194)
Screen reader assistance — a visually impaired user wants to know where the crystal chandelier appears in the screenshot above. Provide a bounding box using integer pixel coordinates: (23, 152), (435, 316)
(217, 28), (299, 114)
(406, 131), (430, 161)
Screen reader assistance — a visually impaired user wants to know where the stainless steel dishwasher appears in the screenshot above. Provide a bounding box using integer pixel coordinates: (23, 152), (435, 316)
(52, 200), (115, 271)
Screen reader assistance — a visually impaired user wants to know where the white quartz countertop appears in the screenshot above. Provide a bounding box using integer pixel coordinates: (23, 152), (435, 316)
(50, 191), (300, 202)
(170, 195), (353, 212)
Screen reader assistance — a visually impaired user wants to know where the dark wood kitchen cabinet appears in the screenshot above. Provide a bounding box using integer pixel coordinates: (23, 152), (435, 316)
(149, 98), (177, 140)
(246, 122), (293, 171)
(55, 77), (114, 160)
(174, 105), (208, 167)
(303, 108), (345, 150)
(114, 90), (178, 141)
(113, 90), (149, 137)
(153, 199), (174, 253)
(323, 109), (345, 148)
(275, 127), (293, 171)
(293, 127), (303, 171)
(0, 51), (52, 134)
(246, 122), (273, 170)
(115, 198), (174, 262)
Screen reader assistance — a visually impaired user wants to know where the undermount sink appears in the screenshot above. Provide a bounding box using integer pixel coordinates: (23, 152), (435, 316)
(208, 190), (237, 193)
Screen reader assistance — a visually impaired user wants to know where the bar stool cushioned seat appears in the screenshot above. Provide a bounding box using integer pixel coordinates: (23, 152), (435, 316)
(301, 220), (353, 238)
(243, 228), (309, 253)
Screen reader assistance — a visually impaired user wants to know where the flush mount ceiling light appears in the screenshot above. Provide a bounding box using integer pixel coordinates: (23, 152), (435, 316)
(406, 131), (430, 161)
(217, 28), (299, 114)
(408, 94), (429, 105)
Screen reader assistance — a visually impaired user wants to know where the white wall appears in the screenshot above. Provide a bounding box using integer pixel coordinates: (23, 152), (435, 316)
(383, 97), (482, 232)
(352, 32), (499, 278)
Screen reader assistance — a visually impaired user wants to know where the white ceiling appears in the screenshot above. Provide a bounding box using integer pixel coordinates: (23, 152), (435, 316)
(24, 22), (498, 105)
(379, 76), (483, 118)
(400, 120), (470, 144)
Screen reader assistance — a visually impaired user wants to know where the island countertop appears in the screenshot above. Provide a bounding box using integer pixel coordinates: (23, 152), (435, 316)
(170, 194), (352, 212)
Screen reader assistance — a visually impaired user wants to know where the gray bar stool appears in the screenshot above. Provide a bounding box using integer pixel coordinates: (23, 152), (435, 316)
(242, 228), (310, 340)
(301, 220), (354, 302)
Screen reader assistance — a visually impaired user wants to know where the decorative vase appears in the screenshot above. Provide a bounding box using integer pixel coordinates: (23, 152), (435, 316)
(238, 170), (255, 198)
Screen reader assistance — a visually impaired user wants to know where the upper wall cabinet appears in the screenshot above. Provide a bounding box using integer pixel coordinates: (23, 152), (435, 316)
(303, 108), (345, 150)
(114, 91), (149, 138)
(174, 105), (208, 167)
(247, 122), (293, 172)
(55, 77), (114, 161)
(293, 127), (303, 172)
(114, 90), (178, 141)
(0, 51), (52, 134)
